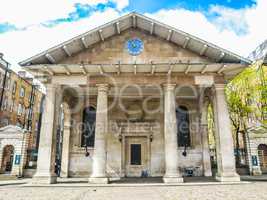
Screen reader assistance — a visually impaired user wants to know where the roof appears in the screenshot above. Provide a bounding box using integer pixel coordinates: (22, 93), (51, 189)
(0, 57), (9, 70)
(247, 125), (267, 138)
(0, 125), (25, 133)
(249, 40), (267, 64)
(20, 12), (251, 66)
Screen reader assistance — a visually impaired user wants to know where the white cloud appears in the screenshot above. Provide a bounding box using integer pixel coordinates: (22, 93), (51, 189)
(112, 0), (129, 10)
(0, 0), (121, 27)
(0, 9), (120, 71)
(146, 0), (267, 57)
(208, 5), (249, 34)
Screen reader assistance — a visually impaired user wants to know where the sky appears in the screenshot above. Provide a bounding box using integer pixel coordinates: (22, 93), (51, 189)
(0, 0), (266, 71)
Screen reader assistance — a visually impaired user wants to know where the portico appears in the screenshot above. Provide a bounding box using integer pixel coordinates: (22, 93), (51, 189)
(19, 12), (250, 184)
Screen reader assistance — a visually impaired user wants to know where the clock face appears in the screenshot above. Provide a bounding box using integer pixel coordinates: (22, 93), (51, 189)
(125, 38), (144, 56)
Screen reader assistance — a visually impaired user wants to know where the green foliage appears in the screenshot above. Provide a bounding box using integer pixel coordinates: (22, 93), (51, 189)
(226, 61), (267, 130)
(207, 104), (215, 149)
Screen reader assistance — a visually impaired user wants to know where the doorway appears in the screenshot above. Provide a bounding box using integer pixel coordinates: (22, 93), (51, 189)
(125, 136), (149, 177)
(1, 145), (14, 173)
(258, 144), (267, 174)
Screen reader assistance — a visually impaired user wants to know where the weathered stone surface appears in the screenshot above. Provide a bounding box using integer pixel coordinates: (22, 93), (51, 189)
(1, 182), (267, 200)
(33, 29), (240, 184)
(62, 29), (210, 65)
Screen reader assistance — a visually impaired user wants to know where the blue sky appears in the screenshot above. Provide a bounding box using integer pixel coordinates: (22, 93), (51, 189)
(0, 0), (265, 70)
(127, 0), (255, 13)
(0, 0), (257, 33)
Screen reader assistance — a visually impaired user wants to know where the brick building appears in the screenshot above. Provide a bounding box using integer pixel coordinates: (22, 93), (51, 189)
(0, 54), (44, 174)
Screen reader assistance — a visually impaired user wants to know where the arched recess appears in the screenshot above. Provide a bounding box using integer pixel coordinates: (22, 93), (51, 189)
(81, 106), (96, 148)
(200, 99), (212, 177)
(1, 145), (14, 173)
(176, 105), (191, 147)
(60, 102), (71, 178)
(258, 144), (267, 174)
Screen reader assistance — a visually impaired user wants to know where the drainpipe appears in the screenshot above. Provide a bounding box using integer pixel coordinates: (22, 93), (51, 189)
(27, 84), (35, 130)
(0, 53), (9, 110)
(36, 95), (45, 151)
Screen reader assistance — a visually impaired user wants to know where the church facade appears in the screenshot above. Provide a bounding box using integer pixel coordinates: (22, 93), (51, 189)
(20, 12), (251, 184)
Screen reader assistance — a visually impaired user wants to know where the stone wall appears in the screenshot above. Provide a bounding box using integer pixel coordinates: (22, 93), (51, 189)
(67, 98), (204, 177)
(60, 29), (212, 178)
(62, 29), (210, 65)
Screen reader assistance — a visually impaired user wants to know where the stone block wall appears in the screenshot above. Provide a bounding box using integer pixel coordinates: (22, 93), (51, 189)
(67, 98), (204, 177)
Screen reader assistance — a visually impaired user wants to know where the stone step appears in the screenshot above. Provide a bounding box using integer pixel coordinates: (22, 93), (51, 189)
(0, 174), (18, 181)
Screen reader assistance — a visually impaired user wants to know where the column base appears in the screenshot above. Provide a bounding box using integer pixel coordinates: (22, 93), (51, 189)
(32, 174), (57, 184)
(216, 174), (240, 182)
(252, 168), (262, 176)
(60, 171), (68, 178)
(88, 177), (109, 184)
(204, 171), (213, 177)
(163, 176), (184, 183)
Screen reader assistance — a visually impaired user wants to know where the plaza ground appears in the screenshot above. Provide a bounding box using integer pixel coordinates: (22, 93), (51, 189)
(0, 178), (267, 200)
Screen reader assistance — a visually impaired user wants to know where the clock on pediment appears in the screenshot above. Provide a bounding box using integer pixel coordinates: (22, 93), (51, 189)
(125, 38), (144, 56)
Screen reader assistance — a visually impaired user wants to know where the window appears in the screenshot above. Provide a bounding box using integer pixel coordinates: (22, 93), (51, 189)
(17, 103), (23, 116)
(12, 81), (17, 94)
(29, 93), (35, 104)
(130, 144), (142, 165)
(35, 121), (39, 132)
(16, 122), (22, 128)
(28, 123), (32, 131)
(29, 94), (32, 103)
(81, 106), (96, 147)
(28, 108), (33, 120)
(176, 106), (191, 147)
(10, 99), (14, 112)
(1, 118), (9, 126)
(0, 73), (2, 87)
(25, 108), (28, 119)
(20, 87), (25, 97)
(2, 97), (8, 110)
(4, 77), (11, 90)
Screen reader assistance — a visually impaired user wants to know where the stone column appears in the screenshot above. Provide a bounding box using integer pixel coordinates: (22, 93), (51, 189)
(17, 131), (30, 177)
(0, 148), (3, 173)
(163, 84), (183, 183)
(200, 99), (212, 177)
(89, 84), (109, 184)
(212, 84), (240, 182)
(60, 103), (71, 178)
(32, 84), (58, 184)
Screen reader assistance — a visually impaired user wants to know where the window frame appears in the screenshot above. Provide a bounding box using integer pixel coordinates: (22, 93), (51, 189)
(81, 106), (96, 148)
(20, 87), (25, 98)
(176, 105), (191, 147)
(12, 81), (17, 94)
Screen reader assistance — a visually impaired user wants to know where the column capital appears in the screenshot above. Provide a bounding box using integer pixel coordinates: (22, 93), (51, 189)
(213, 84), (226, 90)
(96, 84), (109, 92)
(162, 83), (176, 91)
(44, 83), (59, 89)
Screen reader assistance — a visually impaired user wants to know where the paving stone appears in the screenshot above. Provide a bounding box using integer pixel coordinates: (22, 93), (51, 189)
(0, 182), (267, 200)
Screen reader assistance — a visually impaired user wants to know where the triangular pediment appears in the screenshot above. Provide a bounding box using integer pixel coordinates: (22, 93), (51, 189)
(0, 125), (25, 140)
(19, 12), (251, 66)
(0, 125), (24, 133)
(60, 28), (210, 65)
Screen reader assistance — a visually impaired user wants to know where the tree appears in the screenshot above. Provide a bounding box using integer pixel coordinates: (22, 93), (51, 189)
(226, 61), (267, 166)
